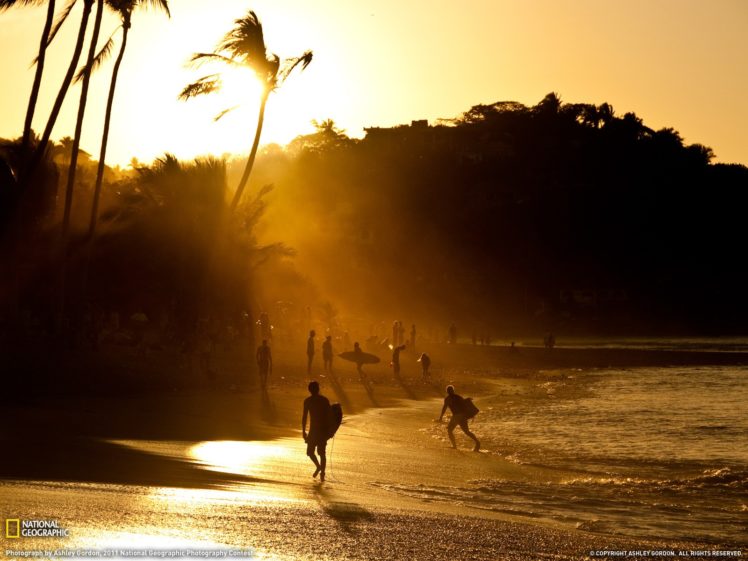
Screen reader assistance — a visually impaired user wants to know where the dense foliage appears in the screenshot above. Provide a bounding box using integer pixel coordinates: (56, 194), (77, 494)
(251, 93), (748, 333)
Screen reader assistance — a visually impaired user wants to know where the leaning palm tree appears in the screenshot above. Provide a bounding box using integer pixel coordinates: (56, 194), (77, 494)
(179, 10), (312, 211)
(88, 0), (170, 241)
(0, 0), (57, 152)
(60, 0), (105, 243)
(26, 0), (95, 178)
(55, 0), (105, 332)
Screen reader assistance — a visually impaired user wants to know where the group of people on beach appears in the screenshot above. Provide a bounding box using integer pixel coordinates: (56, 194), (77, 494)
(301, 377), (481, 481)
(257, 327), (482, 481)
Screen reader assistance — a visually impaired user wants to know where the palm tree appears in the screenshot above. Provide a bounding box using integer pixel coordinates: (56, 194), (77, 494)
(26, 0), (95, 179)
(55, 0), (103, 332)
(179, 10), (312, 210)
(0, 0), (57, 152)
(88, 0), (170, 240)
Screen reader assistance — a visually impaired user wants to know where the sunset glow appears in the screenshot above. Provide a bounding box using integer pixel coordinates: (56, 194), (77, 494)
(1, 0), (746, 166)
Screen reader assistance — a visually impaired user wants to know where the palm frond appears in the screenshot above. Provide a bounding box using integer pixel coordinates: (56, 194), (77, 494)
(187, 52), (240, 69)
(217, 10), (267, 65)
(140, 0), (170, 17)
(74, 31), (116, 83)
(214, 106), (239, 122)
(277, 50), (313, 85)
(178, 74), (221, 100)
(0, 0), (45, 11)
(46, 0), (77, 47)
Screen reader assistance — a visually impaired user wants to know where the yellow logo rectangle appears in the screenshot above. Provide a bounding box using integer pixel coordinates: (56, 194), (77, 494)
(5, 519), (20, 538)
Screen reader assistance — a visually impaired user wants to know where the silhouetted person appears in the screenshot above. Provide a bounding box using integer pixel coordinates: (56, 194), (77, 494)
(322, 335), (333, 373)
(438, 385), (480, 451)
(544, 332), (556, 350)
(307, 330), (316, 374)
(418, 352), (431, 379)
(448, 323), (457, 345)
(398, 321), (405, 347)
(392, 344), (406, 377)
(353, 341), (372, 392)
(302, 380), (330, 481)
(256, 339), (272, 390)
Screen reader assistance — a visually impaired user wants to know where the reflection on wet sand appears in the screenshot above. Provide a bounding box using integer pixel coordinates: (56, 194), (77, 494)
(189, 440), (291, 477)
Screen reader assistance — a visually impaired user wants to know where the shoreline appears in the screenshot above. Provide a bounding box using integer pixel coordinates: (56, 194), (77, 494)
(2, 343), (746, 557)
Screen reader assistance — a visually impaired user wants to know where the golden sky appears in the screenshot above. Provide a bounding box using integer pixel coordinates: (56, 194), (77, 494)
(1, 0), (746, 166)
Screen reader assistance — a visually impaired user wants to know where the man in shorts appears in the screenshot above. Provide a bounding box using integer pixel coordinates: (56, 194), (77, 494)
(302, 380), (330, 481)
(438, 385), (480, 451)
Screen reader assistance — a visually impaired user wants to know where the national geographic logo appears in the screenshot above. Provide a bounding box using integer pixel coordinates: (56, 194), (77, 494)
(5, 519), (69, 538)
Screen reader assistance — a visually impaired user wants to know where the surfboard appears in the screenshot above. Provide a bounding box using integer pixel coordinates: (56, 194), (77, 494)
(338, 351), (380, 364)
(328, 403), (343, 438)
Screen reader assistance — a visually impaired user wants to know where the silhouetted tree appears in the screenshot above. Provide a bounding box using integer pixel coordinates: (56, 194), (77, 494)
(179, 9), (312, 210)
(0, 0), (57, 152)
(27, 0), (95, 178)
(88, 0), (171, 240)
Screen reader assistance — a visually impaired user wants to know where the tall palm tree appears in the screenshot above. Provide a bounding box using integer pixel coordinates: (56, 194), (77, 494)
(0, 0), (57, 152)
(54, 0), (104, 332)
(60, 0), (104, 243)
(26, 0), (95, 178)
(88, 0), (170, 240)
(179, 10), (312, 211)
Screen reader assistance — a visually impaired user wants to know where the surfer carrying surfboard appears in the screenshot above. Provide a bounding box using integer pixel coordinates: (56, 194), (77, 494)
(437, 385), (481, 452)
(302, 380), (331, 481)
(338, 342), (379, 395)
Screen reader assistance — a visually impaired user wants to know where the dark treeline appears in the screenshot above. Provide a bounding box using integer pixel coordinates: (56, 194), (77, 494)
(2, 92), (748, 350)
(248, 93), (748, 334)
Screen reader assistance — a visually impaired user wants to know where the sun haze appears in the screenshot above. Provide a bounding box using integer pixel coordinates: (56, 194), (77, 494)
(0, 0), (746, 166)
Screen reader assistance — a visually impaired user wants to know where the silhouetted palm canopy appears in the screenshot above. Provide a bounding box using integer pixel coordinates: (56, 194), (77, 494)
(179, 10), (312, 210)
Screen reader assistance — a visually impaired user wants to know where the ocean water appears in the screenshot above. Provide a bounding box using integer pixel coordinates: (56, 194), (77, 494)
(416, 364), (748, 545)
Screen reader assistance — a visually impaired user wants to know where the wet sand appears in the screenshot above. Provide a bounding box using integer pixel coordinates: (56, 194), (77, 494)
(2, 344), (745, 559)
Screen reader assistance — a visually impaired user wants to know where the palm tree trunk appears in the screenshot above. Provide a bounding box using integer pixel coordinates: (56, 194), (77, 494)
(79, 12), (130, 306)
(61, 0), (103, 243)
(22, 0), (55, 152)
(26, 0), (94, 178)
(89, 13), (129, 240)
(55, 0), (103, 334)
(230, 89), (269, 211)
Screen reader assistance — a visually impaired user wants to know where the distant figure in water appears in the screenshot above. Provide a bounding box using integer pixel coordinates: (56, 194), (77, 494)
(438, 385), (480, 451)
(391, 344), (406, 377)
(307, 330), (316, 374)
(322, 335), (333, 373)
(256, 339), (272, 390)
(417, 352), (431, 379)
(302, 380), (330, 482)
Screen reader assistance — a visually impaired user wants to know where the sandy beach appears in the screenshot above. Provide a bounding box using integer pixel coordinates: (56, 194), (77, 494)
(2, 343), (746, 560)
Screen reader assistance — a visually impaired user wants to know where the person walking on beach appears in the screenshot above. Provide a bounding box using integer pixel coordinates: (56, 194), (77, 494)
(418, 352), (431, 379)
(306, 330), (316, 374)
(256, 339), (272, 390)
(438, 385), (480, 451)
(391, 343), (406, 377)
(353, 341), (374, 394)
(302, 380), (331, 481)
(322, 335), (333, 373)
